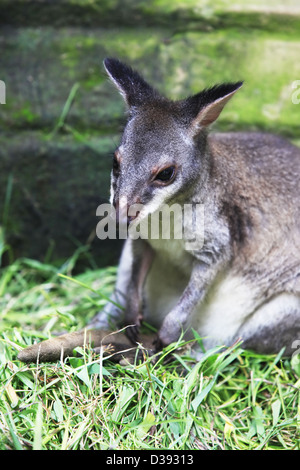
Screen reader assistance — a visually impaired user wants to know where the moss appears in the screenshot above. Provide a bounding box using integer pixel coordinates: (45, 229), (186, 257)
(0, 0), (300, 263)
(0, 0), (299, 36)
(1, 26), (299, 138)
(0, 131), (122, 265)
(11, 102), (39, 124)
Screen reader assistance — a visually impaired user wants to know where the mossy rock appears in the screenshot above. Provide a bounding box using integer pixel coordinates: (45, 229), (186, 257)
(0, 131), (123, 267)
(0, 27), (300, 137)
(0, 0), (299, 265)
(1, 0), (300, 32)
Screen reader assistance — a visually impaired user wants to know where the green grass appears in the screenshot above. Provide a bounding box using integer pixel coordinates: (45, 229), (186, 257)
(1, 253), (300, 450)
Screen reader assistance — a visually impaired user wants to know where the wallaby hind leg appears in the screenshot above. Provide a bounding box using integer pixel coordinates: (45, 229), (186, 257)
(17, 328), (156, 364)
(238, 293), (300, 355)
(17, 238), (156, 364)
(17, 330), (117, 363)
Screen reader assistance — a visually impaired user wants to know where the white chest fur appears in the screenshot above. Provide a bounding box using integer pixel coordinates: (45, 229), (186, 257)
(149, 237), (193, 273)
(143, 238), (193, 326)
(190, 272), (260, 347)
(144, 236), (262, 347)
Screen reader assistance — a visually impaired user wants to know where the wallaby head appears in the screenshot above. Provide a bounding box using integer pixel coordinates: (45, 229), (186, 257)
(104, 58), (243, 226)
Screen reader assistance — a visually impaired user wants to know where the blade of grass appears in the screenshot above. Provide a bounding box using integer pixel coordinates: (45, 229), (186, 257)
(33, 402), (43, 450)
(58, 272), (123, 309)
(3, 401), (23, 450)
(48, 83), (79, 138)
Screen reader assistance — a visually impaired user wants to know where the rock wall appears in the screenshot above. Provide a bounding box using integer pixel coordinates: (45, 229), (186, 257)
(0, 0), (299, 268)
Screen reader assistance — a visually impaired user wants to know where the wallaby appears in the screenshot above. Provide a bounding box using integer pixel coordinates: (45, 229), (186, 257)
(18, 58), (300, 363)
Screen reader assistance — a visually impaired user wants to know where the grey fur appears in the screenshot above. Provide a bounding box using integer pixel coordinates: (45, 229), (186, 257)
(91, 58), (300, 356)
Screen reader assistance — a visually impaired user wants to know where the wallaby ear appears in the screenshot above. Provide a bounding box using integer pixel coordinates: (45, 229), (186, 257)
(103, 57), (159, 108)
(181, 82), (243, 137)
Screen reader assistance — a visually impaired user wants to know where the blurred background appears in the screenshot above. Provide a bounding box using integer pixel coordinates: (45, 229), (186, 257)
(0, 0), (299, 272)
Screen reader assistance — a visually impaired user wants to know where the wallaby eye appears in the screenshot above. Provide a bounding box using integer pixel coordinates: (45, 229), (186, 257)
(154, 166), (176, 184)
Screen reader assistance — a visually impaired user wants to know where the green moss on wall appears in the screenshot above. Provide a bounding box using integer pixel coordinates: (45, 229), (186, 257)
(0, 0), (299, 264)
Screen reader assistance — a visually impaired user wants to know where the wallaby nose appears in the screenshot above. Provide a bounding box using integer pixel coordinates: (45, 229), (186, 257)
(114, 197), (130, 227)
(114, 197), (140, 227)
(127, 213), (140, 225)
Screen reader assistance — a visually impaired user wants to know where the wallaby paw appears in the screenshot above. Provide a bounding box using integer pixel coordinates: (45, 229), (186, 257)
(155, 329), (176, 352)
(99, 342), (155, 365)
(153, 335), (164, 353)
(124, 323), (141, 345)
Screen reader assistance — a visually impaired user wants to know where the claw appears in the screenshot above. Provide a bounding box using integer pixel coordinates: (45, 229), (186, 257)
(153, 335), (165, 353)
(125, 324), (140, 344)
